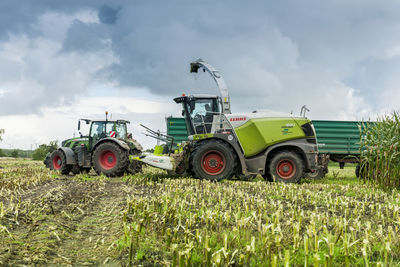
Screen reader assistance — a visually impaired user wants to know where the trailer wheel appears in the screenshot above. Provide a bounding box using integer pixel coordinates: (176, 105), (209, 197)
(49, 150), (72, 175)
(190, 140), (236, 181)
(269, 151), (304, 183)
(93, 142), (128, 177)
(355, 165), (360, 178)
(356, 163), (369, 178)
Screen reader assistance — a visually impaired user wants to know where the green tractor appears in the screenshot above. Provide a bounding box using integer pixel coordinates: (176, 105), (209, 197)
(134, 59), (319, 183)
(45, 116), (143, 176)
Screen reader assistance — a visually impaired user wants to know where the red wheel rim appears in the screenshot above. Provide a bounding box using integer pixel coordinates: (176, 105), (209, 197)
(52, 155), (62, 170)
(276, 159), (296, 179)
(201, 150), (226, 175)
(99, 150), (117, 170)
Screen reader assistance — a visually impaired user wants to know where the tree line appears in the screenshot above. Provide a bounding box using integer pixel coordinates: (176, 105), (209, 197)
(0, 129), (58, 160)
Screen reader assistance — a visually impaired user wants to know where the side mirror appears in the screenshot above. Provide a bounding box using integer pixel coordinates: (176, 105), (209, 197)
(78, 120), (81, 130)
(86, 120), (90, 124)
(79, 131), (82, 137)
(127, 133), (132, 139)
(182, 110), (185, 117)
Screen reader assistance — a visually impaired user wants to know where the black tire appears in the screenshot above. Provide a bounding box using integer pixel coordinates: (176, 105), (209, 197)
(127, 160), (143, 174)
(262, 170), (273, 182)
(71, 165), (81, 175)
(49, 150), (72, 175)
(167, 162), (186, 176)
(189, 140), (237, 181)
(92, 142), (128, 177)
(356, 163), (369, 178)
(44, 152), (52, 169)
(268, 151), (304, 183)
(355, 165), (360, 178)
(306, 168), (325, 179)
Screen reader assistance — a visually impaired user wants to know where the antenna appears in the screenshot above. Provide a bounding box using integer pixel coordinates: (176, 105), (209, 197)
(300, 105), (310, 117)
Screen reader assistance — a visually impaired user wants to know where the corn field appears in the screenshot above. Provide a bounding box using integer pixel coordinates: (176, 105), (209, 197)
(0, 158), (400, 266)
(360, 112), (400, 188)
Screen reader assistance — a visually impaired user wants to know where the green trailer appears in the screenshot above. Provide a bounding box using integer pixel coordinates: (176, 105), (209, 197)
(312, 120), (364, 164)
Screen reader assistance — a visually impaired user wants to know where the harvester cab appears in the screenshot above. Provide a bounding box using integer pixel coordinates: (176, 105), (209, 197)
(174, 94), (225, 135)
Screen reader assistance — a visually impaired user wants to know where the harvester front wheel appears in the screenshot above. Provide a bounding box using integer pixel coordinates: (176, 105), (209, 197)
(49, 150), (72, 175)
(306, 168), (325, 179)
(269, 151), (304, 183)
(190, 140), (236, 181)
(92, 142), (128, 177)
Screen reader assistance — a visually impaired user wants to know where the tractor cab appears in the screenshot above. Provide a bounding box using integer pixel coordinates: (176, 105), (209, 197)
(78, 119), (130, 149)
(174, 94), (224, 135)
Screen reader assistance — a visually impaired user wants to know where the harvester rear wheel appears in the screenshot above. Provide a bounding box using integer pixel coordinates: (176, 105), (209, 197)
(92, 142), (128, 177)
(269, 151), (304, 183)
(190, 140), (236, 181)
(49, 150), (72, 175)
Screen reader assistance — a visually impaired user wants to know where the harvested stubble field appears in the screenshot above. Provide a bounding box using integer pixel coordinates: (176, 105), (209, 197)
(0, 158), (399, 266)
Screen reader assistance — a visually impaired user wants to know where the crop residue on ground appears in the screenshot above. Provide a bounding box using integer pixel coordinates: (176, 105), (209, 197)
(0, 158), (399, 266)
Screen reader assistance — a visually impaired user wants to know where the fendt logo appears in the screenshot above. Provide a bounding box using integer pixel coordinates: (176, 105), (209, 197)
(229, 117), (247, 122)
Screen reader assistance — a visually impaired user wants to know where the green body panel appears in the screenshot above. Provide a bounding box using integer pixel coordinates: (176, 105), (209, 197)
(312, 120), (369, 155)
(166, 117), (189, 149)
(193, 133), (214, 140)
(234, 118), (308, 157)
(62, 137), (89, 149)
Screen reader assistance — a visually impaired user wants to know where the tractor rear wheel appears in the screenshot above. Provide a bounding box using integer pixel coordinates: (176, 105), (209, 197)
(92, 142), (128, 177)
(49, 150), (72, 175)
(127, 160), (143, 174)
(268, 151), (304, 183)
(190, 140), (236, 181)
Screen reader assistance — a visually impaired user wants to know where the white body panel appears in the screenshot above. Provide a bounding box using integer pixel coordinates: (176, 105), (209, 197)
(225, 111), (301, 128)
(140, 154), (174, 170)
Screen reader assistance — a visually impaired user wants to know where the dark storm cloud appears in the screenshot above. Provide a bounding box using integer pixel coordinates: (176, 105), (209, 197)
(62, 20), (109, 52)
(98, 5), (119, 24)
(1, 0), (400, 117)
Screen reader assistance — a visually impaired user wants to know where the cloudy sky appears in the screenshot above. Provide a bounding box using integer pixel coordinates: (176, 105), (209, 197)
(0, 0), (400, 150)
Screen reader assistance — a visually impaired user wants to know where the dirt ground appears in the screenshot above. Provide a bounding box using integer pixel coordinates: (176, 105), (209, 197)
(0, 171), (140, 266)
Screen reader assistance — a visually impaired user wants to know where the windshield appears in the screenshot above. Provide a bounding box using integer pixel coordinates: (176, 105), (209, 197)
(188, 98), (220, 119)
(90, 122), (127, 139)
(185, 98), (221, 134)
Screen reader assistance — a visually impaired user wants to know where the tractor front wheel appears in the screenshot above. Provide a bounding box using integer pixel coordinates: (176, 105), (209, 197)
(92, 142), (128, 177)
(190, 140), (236, 181)
(269, 151), (304, 183)
(49, 150), (72, 175)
